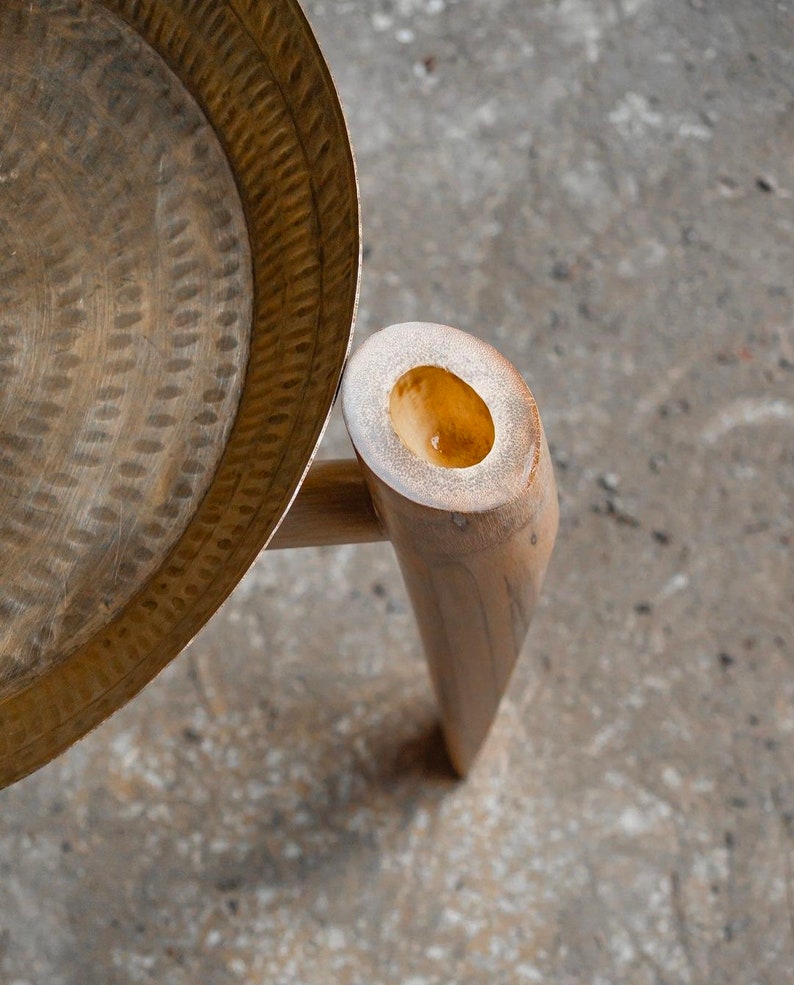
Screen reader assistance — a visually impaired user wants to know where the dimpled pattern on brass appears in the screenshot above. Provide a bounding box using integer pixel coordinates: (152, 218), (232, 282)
(0, 0), (359, 786)
(0, 0), (253, 691)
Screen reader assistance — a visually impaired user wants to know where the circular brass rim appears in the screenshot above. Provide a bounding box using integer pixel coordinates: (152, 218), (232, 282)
(0, 0), (360, 787)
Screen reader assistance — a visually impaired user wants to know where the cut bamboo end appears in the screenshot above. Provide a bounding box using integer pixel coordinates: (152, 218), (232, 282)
(341, 322), (558, 775)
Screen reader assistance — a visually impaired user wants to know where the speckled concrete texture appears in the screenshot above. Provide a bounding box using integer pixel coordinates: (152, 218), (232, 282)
(2, 0), (794, 982)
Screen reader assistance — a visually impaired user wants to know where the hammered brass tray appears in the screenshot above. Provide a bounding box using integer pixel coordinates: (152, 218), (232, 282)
(0, 0), (359, 786)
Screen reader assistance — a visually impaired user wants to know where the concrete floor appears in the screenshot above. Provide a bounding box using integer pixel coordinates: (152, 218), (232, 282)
(2, 0), (794, 982)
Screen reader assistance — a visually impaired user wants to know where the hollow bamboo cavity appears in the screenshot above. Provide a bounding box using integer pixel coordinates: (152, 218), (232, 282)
(340, 322), (558, 775)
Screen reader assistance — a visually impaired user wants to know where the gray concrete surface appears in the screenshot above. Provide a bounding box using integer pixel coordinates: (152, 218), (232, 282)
(2, 0), (794, 982)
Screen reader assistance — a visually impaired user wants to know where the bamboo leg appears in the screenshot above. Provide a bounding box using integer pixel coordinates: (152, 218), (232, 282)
(340, 322), (558, 775)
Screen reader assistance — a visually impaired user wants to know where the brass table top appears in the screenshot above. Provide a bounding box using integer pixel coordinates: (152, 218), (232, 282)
(0, 0), (360, 786)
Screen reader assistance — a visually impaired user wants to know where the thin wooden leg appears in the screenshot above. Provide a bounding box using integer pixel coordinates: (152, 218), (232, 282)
(268, 460), (386, 549)
(341, 322), (558, 775)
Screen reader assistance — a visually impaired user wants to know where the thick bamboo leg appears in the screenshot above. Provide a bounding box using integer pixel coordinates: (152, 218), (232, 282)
(340, 322), (558, 775)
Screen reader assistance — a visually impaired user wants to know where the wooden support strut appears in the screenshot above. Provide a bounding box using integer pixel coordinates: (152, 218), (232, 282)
(268, 459), (386, 549)
(269, 323), (558, 776)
